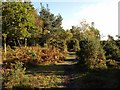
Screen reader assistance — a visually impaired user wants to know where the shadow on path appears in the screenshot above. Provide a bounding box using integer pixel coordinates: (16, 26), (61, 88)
(26, 58), (79, 88)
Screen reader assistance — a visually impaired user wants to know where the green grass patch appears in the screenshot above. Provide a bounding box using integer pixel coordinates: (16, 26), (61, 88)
(26, 64), (65, 75)
(68, 52), (76, 55)
(13, 74), (64, 89)
(26, 74), (63, 88)
(66, 52), (76, 60)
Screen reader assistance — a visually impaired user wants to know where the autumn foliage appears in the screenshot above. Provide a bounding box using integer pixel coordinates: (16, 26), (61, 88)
(3, 46), (66, 68)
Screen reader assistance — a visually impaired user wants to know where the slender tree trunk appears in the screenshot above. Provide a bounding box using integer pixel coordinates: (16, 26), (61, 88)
(17, 39), (21, 47)
(2, 34), (7, 60)
(63, 40), (67, 52)
(25, 38), (27, 47)
(13, 39), (16, 46)
(4, 37), (6, 60)
(34, 39), (35, 46)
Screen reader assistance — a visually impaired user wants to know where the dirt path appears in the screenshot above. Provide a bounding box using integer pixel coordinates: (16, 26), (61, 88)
(59, 57), (79, 88)
(62, 64), (79, 88)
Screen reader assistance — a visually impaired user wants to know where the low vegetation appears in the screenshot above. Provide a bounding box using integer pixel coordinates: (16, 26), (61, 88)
(2, 61), (63, 89)
(1, 1), (120, 89)
(2, 46), (66, 68)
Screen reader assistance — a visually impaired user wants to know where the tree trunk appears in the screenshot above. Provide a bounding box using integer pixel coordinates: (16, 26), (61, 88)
(17, 39), (21, 47)
(4, 37), (6, 60)
(63, 40), (68, 52)
(14, 39), (16, 46)
(25, 38), (27, 47)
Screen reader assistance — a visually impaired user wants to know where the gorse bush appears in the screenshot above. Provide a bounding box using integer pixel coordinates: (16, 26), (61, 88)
(3, 46), (66, 67)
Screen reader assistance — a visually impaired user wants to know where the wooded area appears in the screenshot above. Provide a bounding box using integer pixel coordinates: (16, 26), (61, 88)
(1, 1), (120, 89)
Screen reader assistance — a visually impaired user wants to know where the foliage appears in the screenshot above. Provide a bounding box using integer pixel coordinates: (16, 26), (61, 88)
(47, 30), (73, 52)
(2, 60), (63, 88)
(1, 61), (63, 89)
(3, 46), (66, 67)
(75, 68), (120, 88)
(2, 2), (38, 46)
(102, 35), (120, 60)
(70, 26), (81, 40)
(76, 21), (107, 70)
(28, 9), (44, 46)
(39, 4), (63, 34)
(67, 26), (81, 51)
(30, 74), (63, 88)
(39, 3), (68, 50)
(116, 39), (120, 49)
(2, 61), (28, 88)
(67, 38), (80, 52)
(106, 59), (118, 67)
(89, 22), (101, 39)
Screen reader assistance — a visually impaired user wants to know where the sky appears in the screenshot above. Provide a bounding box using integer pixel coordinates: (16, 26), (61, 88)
(32, 0), (119, 40)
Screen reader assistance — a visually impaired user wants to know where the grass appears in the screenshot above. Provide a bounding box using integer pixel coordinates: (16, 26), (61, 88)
(68, 64), (120, 88)
(25, 74), (64, 88)
(26, 64), (65, 75)
(2, 51), (120, 88)
(23, 52), (78, 88)
(12, 74), (64, 89)
(68, 52), (76, 55)
(24, 64), (66, 88)
(25, 52), (120, 88)
(65, 52), (76, 60)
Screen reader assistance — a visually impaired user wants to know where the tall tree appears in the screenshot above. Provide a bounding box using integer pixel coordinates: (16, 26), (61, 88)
(39, 3), (63, 47)
(2, 1), (36, 47)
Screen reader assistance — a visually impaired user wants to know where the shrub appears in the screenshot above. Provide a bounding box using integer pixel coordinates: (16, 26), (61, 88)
(2, 61), (40, 89)
(2, 61), (28, 88)
(67, 38), (80, 52)
(102, 35), (120, 61)
(3, 46), (66, 67)
(106, 59), (118, 67)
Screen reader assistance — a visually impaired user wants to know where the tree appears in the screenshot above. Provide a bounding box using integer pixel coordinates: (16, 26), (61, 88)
(77, 21), (107, 69)
(67, 38), (80, 52)
(61, 31), (73, 52)
(70, 26), (81, 41)
(0, 1), (2, 48)
(28, 9), (43, 46)
(89, 22), (100, 39)
(39, 3), (63, 47)
(103, 35), (120, 60)
(47, 30), (73, 52)
(67, 26), (82, 52)
(2, 34), (7, 60)
(2, 2), (36, 47)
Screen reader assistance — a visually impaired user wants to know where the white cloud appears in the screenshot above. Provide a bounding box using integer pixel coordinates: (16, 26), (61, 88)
(31, 0), (107, 3)
(62, 0), (119, 40)
(62, 19), (80, 30)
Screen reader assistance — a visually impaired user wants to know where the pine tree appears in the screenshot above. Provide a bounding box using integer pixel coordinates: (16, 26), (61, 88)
(77, 21), (107, 69)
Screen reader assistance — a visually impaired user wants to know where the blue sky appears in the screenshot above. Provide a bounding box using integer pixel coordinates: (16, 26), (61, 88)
(32, 0), (119, 40)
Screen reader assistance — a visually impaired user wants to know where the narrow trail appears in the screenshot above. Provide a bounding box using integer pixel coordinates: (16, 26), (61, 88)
(62, 64), (78, 88)
(60, 57), (79, 88)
